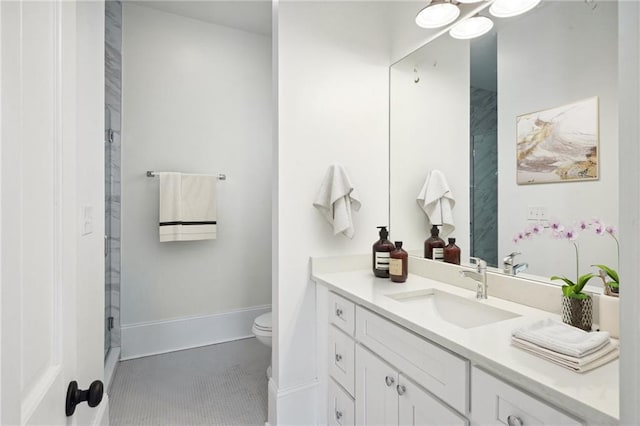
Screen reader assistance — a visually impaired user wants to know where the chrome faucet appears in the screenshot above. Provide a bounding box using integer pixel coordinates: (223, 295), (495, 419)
(503, 252), (528, 275)
(460, 257), (488, 299)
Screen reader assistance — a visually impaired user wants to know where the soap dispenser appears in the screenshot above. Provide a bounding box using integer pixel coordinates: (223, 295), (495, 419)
(389, 241), (408, 283)
(443, 238), (461, 265)
(372, 226), (395, 278)
(424, 225), (445, 261)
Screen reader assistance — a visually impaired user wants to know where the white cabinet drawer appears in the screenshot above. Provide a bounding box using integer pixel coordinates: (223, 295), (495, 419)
(356, 306), (469, 414)
(471, 367), (584, 426)
(329, 325), (355, 396)
(329, 291), (355, 336)
(328, 377), (355, 426)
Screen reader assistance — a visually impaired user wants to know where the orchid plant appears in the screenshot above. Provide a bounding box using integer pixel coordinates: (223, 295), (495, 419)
(513, 218), (619, 299)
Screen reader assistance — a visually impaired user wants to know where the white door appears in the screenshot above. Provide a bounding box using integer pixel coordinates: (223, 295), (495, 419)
(1, 1), (105, 425)
(355, 346), (399, 426)
(398, 375), (467, 426)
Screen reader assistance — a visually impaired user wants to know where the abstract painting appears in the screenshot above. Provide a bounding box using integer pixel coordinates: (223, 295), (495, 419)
(516, 97), (599, 184)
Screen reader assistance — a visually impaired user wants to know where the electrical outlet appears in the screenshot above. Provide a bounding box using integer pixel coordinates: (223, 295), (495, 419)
(527, 206), (548, 221)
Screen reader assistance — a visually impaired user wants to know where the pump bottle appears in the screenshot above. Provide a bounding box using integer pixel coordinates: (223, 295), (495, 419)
(372, 226), (395, 278)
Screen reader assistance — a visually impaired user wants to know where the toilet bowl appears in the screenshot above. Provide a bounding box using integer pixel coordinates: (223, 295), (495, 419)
(252, 311), (272, 348)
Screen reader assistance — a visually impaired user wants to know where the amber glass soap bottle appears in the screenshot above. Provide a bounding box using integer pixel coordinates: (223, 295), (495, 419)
(389, 241), (408, 283)
(424, 225), (445, 261)
(443, 238), (461, 265)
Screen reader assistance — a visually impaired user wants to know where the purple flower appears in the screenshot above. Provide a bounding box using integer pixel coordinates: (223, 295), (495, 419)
(552, 229), (565, 239)
(594, 222), (606, 236)
(606, 225), (617, 236)
(532, 223), (545, 235)
(512, 234), (520, 244)
(564, 227), (579, 241)
(523, 227), (534, 239)
(577, 219), (589, 231)
(549, 218), (564, 233)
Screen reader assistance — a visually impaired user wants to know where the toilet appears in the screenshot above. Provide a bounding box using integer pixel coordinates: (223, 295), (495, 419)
(252, 311), (272, 347)
(252, 311), (272, 378)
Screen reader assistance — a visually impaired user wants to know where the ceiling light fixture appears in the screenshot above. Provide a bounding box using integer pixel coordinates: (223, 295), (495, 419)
(489, 0), (542, 18)
(415, 0), (461, 29)
(449, 15), (494, 39)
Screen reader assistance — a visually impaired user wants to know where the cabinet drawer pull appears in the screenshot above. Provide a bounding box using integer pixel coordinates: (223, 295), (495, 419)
(335, 308), (343, 317)
(507, 415), (524, 426)
(396, 384), (406, 396)
(385, 376), (395, 387)
(335, 353), (343, 362)
(335, 410), (343, 420)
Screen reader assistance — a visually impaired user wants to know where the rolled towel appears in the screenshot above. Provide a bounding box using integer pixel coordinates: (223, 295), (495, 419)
(512, 319), (610, 358)
(416, 170), (455, 236)
(313, 164), (361, 239)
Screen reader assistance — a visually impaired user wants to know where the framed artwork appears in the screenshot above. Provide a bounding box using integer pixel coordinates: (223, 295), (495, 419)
(516, 96), (599, 185)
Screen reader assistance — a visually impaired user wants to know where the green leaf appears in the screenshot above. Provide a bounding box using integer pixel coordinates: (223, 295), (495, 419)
(567, 292), (590, 300)
(609, 282), (620, 289)
(561, 284), (572, 297)
(551, 276), (576, 287)
(574, 273), (596, 294)
(592, 264), (619, 284)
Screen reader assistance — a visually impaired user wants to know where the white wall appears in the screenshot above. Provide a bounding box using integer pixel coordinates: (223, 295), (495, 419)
(273, 1), (391, 423)
(121, 4), (272, 357)
(618, 1), (640, 423)
(498, 2), (618, 281)
(389, 35), (470, 258)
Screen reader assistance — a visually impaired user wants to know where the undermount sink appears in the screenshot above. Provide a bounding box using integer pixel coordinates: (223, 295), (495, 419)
(386, 289), (521, 329)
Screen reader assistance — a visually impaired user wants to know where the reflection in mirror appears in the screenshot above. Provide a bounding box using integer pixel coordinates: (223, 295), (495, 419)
(390, 1), (619, 284)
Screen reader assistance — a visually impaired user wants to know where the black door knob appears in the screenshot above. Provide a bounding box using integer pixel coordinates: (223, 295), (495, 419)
(65, 380), (104, 416)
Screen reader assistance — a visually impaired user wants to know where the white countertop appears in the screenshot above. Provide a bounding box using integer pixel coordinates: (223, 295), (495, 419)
(312, 263), (619, 425)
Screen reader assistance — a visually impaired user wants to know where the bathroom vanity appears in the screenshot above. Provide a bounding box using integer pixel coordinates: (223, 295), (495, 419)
(312, 255), (618, 426)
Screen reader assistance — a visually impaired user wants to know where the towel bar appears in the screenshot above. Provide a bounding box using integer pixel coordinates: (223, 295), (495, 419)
(146, 171), (226, 180)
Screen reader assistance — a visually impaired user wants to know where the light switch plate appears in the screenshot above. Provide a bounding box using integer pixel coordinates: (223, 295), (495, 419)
(82, 205), (93, 235)
(527, 206), (548, 221)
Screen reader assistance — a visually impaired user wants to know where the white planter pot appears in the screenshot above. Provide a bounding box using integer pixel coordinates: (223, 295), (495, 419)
(599, 294), (619, 338)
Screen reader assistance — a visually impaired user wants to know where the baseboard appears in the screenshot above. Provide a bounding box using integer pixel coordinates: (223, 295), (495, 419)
(104, 346), (120, 392)
(268, 377), (318, 426)
(120, 305), (271, 360)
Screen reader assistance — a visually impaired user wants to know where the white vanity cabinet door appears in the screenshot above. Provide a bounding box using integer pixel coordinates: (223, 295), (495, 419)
(328, 377), (355, 426)
(398, 375), (468, 426)
(355, 345), (400, 426)
(329, 325), (356, 396)
(329, 291), (356, 336)
(471, 367), (584, 426)
(356, 306), (469, 414)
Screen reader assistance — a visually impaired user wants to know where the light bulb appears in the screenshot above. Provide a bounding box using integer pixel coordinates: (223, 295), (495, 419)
(449, 15), (494, 39)
(489, 0), (541, 18)
(415, 1), (461, 29)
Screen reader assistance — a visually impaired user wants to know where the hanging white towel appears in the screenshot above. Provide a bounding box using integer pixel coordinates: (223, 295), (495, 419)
(158, 172), (217, 242)
(416, 170), (455, 236)
(313, 164), (361, 239)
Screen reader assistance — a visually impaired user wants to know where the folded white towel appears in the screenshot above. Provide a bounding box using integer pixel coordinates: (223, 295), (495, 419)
(313, 164), (361, 239)
(159, 172), (217, 242)
(512, 337), (619, 373)
(416, 170), (455, 236)
(512, 319), (610, 358)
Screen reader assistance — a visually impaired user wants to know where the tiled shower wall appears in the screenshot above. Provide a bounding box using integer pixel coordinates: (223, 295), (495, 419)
(470, 86), (498, 266)
(105, 0), (122, 354)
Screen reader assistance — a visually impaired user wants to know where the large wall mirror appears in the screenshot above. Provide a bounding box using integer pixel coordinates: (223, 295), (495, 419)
(390, 0), (619, 284)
